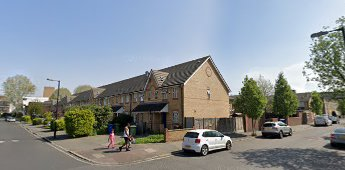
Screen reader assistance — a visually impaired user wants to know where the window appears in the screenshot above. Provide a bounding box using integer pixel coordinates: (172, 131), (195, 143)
(184, 132), (199, 138)
(172, 87), (178, 98)
(103, 97), (107, 106)
(134, 93), (138, 102)
(162, 89), (168, 99)
(155, 90), (159, 99)
(121, 95), (124, 103)
(207, 88), (211, 99)
(126, 95), (129, 103)
(139, 93), (144, 102)
(173, 111), (179, 124)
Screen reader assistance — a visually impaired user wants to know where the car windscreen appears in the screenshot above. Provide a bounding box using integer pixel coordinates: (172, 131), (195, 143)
(334, 129), (345, 133)
(184, 132), (199, 138)
(263, 123), (275, 127)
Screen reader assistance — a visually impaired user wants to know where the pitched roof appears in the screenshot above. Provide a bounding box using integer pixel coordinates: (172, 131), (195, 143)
(151, 70), (169, 87)
(97, 74), (148, 98)
(97, 56), (210, 98)
(160, 56), (209, 86)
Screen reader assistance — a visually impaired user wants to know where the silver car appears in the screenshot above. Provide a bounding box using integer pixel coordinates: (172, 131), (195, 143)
(261, 121), (292, 139)
(314, 115), (332, 126)
(330, 128), (345, 147)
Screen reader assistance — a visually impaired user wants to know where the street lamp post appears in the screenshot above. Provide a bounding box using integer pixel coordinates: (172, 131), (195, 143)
(311, 26), (345, 48)
(47, 78), (60, 139)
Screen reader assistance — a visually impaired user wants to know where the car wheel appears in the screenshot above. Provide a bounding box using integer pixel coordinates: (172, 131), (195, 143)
(279, 131), (284, 139)
(262, 134), (267, 138)
(331, 142), (337, 147)
(226, 141), (232, 150)
(200, 145), (208, 156)
(288, 129), (292, 136)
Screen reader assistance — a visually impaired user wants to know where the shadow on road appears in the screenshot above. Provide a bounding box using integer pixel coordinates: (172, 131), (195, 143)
(224, 132), (248, 139)
(171, 149), (225, 158)
(255, 136), (281, 140)
(235, 148), (345, 170)
(323, 143), (345, 151)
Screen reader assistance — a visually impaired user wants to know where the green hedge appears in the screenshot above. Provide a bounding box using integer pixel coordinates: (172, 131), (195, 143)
(50, 118), (65, 131)
(65, 108), (95, 137)
(21, 115), (31, 123)
(32, 118), (43, 125)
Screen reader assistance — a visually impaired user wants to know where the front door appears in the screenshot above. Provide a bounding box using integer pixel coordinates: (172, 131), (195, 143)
(162, 112), (167, 128)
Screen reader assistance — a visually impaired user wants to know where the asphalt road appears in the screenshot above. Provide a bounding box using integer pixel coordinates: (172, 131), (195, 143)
(1, 119), (345, 170)
(0, 119), (88, 170)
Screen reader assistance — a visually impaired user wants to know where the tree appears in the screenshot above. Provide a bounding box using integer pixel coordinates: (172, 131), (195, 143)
(27, 102), (44, 118)
(233, 76), (267, 135)
(310, 91), (323, 115)
(2, 75), (36, 111)
(273, 73), (299, 120)
(303, 16), (345, 94)
(256, 75), (274, 114)
(74, 85), (92, 94)
(49, 88), (72, 101)
(256, 75), (274, 97)
(338, 99), (345, 116)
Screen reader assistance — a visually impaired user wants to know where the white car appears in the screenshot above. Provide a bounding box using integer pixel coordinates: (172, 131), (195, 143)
(182, 129), (232, 156)
(6, 116), (16, 122)
(314, 115), (332, 126)
(261, 121), (292, 138)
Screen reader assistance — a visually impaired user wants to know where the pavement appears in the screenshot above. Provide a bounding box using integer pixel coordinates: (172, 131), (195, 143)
(19, 121), (315, 166)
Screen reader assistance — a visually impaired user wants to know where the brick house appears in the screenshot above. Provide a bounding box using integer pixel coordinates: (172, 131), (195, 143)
(68, 56), (231, 133)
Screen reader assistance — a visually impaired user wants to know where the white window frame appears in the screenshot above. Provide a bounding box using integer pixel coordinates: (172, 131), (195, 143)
(162, 89), (168, 99)
(121, 95), (124, 103)
(134, 93), (138, 102)
(172, 87), (178, 98)
(173, 111), (179, 124)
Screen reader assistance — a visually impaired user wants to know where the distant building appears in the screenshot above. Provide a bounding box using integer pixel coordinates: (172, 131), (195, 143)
(43, 86), (55, 98)
(23, 97), (49, 114)
(0, 96), (15, 113)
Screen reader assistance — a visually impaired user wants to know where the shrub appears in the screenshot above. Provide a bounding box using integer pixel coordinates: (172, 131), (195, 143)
(43, 112), (53, 120)
(15, 112), (24, 119)
(21, 115), (32, 123)
(79, 105), (113, 133)
(32, 118), (43, 125)
(50, 118), (65, 131)
(114, 114), (133, 132)
(65, 108), (95, 137)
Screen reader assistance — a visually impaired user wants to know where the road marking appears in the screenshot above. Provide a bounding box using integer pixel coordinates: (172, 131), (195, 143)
(0, 141), (4, 143)
(11, 140), (19, 142)
(144, 148), (157, 153)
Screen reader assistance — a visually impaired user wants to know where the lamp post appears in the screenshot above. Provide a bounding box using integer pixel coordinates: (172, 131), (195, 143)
(311, 26), (345, 49)
(47, 78), (60, 139)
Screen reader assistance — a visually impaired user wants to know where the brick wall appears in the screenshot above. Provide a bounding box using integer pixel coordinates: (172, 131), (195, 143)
(164, 128), (194, 142)
(184, 60), (230, 119)
(288, 117), (302, 126)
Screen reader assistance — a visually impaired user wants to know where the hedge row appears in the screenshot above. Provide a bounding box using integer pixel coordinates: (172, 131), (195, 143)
(65, 107), (95, 137)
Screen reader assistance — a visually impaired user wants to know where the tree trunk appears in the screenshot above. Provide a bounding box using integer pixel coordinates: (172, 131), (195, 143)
(252, 118), (256, 136)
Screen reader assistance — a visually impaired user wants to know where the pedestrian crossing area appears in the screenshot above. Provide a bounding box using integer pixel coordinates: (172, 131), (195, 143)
(0, 140), (20, 144)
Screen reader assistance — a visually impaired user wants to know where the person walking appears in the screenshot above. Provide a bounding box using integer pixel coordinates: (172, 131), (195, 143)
(119, 123), (130, 151)
(107, 128), (115, 149)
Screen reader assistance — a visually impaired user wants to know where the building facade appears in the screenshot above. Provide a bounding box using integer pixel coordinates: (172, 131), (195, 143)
(68, 56), (231, 133)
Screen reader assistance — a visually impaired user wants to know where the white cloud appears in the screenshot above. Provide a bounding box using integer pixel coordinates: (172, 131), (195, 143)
(246, 62), (320, 93)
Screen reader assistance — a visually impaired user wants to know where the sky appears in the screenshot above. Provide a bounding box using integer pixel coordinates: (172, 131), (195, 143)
(0, 0), (344, 96)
